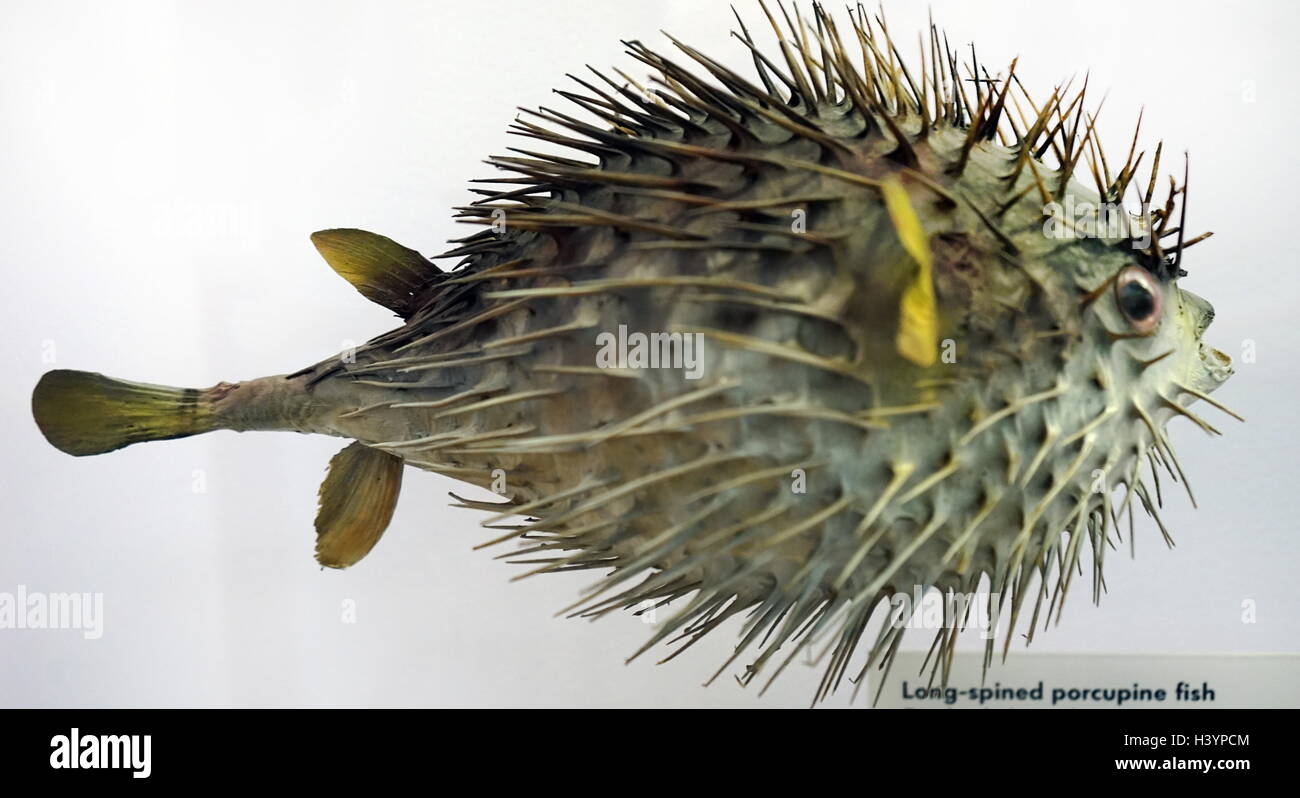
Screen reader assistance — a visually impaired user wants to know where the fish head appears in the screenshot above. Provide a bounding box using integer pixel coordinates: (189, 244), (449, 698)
(1072, 248), (1233, 405)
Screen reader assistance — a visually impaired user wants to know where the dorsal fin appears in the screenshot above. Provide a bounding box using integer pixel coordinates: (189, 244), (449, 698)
(310, 229), (442, 318)
(314, 441), (404, 569)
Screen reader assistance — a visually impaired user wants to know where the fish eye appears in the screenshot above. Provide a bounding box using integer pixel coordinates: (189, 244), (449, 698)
(1113, 266), (1163, 333)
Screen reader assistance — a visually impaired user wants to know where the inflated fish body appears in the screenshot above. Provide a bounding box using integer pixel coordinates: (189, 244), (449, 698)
(32, 6), (1235, 700)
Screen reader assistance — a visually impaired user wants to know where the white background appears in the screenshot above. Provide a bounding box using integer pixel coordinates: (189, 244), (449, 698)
(1, 0), (1296, 707)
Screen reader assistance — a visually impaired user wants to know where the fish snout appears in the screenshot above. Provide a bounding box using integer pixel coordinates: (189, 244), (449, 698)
(1198, 343), (1234, 386)
(1180, 289), (1216, 339)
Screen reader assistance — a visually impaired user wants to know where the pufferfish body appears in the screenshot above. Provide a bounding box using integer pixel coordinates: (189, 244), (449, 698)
(31, 5), (1236, 701)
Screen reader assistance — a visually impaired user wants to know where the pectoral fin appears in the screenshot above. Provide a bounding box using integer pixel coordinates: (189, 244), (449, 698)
(310, 229), (442, 318)
(881, 177), (939, 368)
(314, 442), (404, 568)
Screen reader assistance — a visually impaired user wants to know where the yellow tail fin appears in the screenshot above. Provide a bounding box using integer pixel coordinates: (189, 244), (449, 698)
(32, 370), (216, 456)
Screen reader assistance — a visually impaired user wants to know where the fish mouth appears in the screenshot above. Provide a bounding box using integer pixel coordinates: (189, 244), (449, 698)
(1198, 342), (1234, 385)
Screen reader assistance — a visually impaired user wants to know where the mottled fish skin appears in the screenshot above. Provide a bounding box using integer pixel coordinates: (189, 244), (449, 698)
(32, 6), (1236, 701)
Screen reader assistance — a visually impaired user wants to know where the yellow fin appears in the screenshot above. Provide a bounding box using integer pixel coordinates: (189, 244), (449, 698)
(32, 370), (214, 456)
(314, 442), (404, 569)
(881, 177), (939, 367)
(310, 229), (440, 317)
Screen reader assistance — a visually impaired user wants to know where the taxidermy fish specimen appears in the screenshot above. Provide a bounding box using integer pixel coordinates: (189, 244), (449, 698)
(32, 3), (1237, 702)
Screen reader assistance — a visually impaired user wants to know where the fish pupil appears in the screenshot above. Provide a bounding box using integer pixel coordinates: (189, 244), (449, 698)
(1118, 280), (1155, 320)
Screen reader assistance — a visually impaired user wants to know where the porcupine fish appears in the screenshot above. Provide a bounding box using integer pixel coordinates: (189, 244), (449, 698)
(31, 4), (1237, 700)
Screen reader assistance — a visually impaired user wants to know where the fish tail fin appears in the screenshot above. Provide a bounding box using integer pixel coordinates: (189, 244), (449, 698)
(32, 369), (217, 456)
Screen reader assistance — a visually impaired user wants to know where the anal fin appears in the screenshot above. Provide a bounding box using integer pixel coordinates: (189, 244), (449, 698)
(315, 442), (404, 569)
